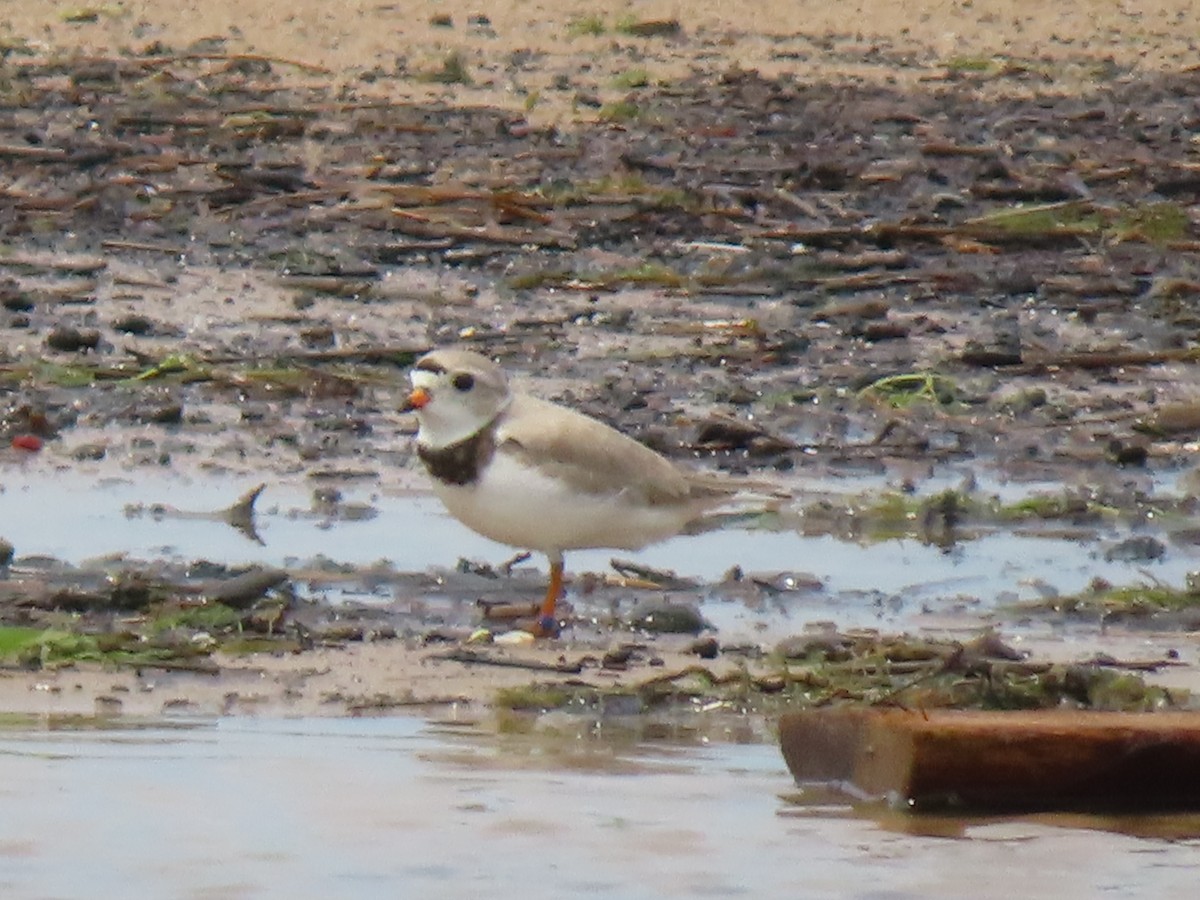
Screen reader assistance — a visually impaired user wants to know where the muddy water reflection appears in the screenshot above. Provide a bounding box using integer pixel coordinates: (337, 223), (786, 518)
(9, 472), (1200, 619)
(0, 716), (1197, 900)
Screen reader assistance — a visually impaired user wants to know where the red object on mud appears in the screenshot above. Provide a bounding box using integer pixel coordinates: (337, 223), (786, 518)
(11, 434), (43, 452)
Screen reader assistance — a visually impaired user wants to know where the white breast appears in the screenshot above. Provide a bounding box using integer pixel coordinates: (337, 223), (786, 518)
(431, 449), (692, 554)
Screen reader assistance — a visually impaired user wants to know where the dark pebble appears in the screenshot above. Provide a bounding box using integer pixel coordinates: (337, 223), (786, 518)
(689, 636), (720, 659)
(46, 326), (101, 352)
(755, 674), (786, 693)
(961, 340), (1022, 367)
(860, 320), (910, 341)
(602, 645), (636, 668)
(1104, 536), (1166, 563)
(629, 601), (710, 634)
(775, 634), (853, 662)
(1, 292), (34, 312)
(72, 443), (107, 461)
(143, 403), (184, 425)
(301, 326), (336, 348)
(1106, 439), (1148, 467)
(622, 19), (681, 38)
(112, 314), (156, 335)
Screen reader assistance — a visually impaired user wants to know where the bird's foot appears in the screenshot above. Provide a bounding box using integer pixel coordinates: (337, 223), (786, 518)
(525, 614), (561, 639)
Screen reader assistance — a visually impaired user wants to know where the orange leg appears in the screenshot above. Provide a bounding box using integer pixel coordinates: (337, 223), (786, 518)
(533, 558), (564, 637)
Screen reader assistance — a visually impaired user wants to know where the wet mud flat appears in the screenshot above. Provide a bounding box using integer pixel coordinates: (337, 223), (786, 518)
(2, 37), (1200, 722)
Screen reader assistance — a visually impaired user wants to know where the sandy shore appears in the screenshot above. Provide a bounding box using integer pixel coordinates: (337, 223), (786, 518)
(7, 0), (1199, 124)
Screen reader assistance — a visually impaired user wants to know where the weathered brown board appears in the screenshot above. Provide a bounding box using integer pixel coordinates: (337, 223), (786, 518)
(779, 708), (1200, 812)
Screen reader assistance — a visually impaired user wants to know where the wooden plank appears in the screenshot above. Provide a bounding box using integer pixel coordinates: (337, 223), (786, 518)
(779, 708), (1200, 811)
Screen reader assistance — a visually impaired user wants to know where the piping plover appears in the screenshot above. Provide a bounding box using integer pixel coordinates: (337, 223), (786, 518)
(401, 348), (732, 636)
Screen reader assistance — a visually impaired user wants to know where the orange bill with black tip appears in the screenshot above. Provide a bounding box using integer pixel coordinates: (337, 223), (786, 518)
(400, 386), (431, 412)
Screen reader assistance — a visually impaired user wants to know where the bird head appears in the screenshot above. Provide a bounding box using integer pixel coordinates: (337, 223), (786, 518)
(402, 349), (512, 448)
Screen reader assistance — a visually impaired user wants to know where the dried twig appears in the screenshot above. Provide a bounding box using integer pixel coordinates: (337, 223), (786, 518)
(430, 648), (583, 674)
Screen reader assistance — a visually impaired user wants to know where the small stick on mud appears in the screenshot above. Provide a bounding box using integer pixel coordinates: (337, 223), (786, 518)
(203, 343), (428, 365)
(129, 51), (334, 75)
(609, 559), (697, 589)
(477, 600), (540, 621)
(133, 658), (221, 675)
(0, 253), (107, 275)
(919, 140), (1002, 157)
(1009, 347), (1200, 372)
(636, 665), (740, 689)
(1084, 654), (1188, 673)
(431, 648), (584, 674)
(199, 565), (289, 609)
(499, 551), (533, 575)
(0, 143), (68, 161)
(391, 210), (576, 248)
(101, 239), (189, 254)
(213, 188), (344, 218)
(346, 694), (470, 712)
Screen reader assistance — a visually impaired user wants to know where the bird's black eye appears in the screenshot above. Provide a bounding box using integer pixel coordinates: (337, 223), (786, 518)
(452, 373), (475, 392)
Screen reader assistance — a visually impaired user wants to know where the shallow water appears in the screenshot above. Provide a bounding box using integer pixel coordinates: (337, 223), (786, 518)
(4, 467), (1199, 899)
(0, 716), (1196, 900)
(6, 469), (1194, 593)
